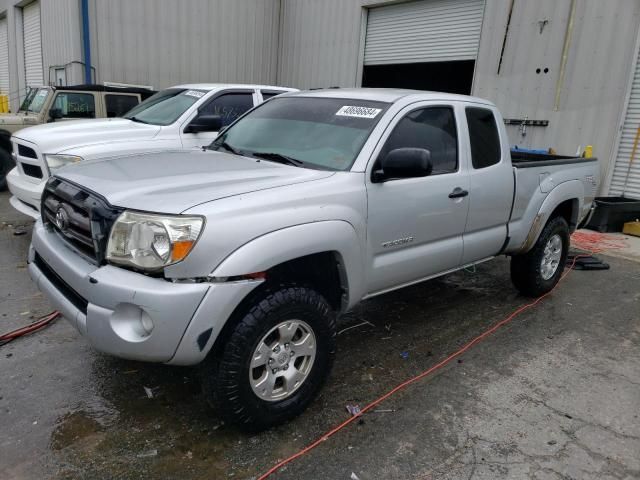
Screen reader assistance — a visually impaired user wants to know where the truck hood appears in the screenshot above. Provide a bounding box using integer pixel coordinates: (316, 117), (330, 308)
(12, 118), (161, 153)
(56, 150), (335, 213)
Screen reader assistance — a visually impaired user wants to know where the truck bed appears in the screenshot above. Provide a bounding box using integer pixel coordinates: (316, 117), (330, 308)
(506, 152), (599, 253)
(511, 150), (596, 168)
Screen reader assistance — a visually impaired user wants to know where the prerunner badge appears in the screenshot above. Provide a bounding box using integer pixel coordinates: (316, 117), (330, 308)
(336, 105), (382, 119)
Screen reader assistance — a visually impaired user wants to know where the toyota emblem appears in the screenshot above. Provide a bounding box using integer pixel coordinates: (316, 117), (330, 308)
(55, 207), (69, 232)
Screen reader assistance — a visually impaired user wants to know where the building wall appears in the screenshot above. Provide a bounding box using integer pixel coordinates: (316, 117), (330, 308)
(88, 0), (281, 89)
(276, 0), (417, 89)
(0, 0), (82, 111)
(40, 0), (83, 86)
(277, 0), (364, 89)
(473, 0), (640, 185)
(0, 0), (638, 192)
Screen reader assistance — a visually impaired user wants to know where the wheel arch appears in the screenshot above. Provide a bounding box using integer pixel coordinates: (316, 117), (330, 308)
(210, 220), (366, 311)
(517, 180), (583, 254)
(200, 221), (362, 368)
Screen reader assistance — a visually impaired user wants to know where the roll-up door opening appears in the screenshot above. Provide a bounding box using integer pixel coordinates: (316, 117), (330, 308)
(362, 0), (484, 93)
(362, 60), (475, 94)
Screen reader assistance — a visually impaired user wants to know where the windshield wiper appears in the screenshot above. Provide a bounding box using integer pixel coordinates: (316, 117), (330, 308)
(215, 141), (241, 155)
(128, 116), (150, 124)
(250, 152), (304, 167)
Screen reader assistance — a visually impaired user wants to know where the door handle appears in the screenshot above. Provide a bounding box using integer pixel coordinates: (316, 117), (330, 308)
(448, 187), (469, 199)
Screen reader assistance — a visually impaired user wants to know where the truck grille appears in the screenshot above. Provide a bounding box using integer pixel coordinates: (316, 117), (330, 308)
(17, 144), (37, 158)
(21, 163), (43, 179)
(41, 177), (122, 264)
(14, 139), (46, 181)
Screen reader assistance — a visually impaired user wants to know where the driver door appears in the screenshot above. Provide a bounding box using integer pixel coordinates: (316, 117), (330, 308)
(180, 90), (256, 148)
(366, 103), (470, 294)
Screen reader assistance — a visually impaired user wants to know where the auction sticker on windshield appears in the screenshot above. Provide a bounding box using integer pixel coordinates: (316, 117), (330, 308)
(184, 90), (206, 98)
(336, 105), (382, 119)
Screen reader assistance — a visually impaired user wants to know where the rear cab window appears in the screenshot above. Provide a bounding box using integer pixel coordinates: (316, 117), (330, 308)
(105, 94), (140, 117)
(261, 90), (287, 101)
(52, 92), (96, 119)
(465, 107), (501, 169)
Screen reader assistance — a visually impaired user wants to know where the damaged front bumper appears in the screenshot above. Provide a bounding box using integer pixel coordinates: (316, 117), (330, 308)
(28, 220), (261, 365)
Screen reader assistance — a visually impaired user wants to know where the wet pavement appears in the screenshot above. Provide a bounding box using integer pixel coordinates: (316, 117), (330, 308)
(1, 190), (639, 479)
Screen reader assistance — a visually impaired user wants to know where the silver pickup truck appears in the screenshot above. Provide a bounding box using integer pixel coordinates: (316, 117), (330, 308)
(28, 89), (598, 430)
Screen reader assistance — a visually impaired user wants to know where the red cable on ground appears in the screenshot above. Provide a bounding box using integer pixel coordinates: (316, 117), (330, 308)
(0, 311), (61, 345)
(257, 232), (626, 479)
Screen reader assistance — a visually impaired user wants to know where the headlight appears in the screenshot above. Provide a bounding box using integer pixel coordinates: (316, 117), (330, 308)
(106, 211), (204, 271)
(44, 154), (83, 171)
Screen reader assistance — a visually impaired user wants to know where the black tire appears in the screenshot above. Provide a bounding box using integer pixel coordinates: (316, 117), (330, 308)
(0, 147), (13, 191)
(510, 216), (569, 297)
(200, 286), (336, 431)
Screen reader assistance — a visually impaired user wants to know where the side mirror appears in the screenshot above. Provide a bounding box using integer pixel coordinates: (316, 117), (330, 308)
(372, 148), (433, 182)
(185, 114), (222, 133)
(48, 108), (63, 121)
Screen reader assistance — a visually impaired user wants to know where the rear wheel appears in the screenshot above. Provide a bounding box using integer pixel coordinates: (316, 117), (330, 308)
(510, 216), (569, 297)
(200, 286), (336, 431)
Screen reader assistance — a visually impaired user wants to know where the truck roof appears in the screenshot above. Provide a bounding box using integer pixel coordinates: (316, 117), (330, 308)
(172, 83), (298, 91)
(290, 87), (495, 106)
(56, 84), (156, 98)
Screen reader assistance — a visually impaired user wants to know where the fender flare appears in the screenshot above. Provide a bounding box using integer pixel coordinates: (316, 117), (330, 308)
(211, 220), (366, 309)
(518, 180), (584, 253)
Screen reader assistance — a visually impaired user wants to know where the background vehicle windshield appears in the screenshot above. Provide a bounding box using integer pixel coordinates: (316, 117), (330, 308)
(212, 97), (390, 171)
(19, 88), (49, 113)
(124, 88), (206, 125)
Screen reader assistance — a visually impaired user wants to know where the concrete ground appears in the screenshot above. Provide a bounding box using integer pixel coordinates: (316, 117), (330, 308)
(1, 190), (639, 480)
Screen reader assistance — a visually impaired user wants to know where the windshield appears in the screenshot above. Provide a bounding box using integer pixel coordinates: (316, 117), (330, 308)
(209, 97), (390, 171)
(19, 88), (50, 113)
(123, 88), (206, 125)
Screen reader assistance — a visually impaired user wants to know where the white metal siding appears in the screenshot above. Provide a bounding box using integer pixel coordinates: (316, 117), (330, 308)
(278, 0), (364, 89)
(89, 0), (280, 89)
(40, 0), (83, 85)
(610, 44), (640, 199)
(0, 17), (9, 95)
(364, 0), (485, 65)
(23, 1), (43, 87)
(473, 0), (640, 195)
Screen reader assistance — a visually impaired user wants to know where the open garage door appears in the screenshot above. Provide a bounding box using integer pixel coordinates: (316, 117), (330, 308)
(362, 0), (485, 94)
(609, 45), (640, 199)
(23, 1), (44, 88)
(0, 16), (9, 97)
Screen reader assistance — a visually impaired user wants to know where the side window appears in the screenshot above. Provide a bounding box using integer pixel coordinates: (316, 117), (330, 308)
(105, 94), (140, 117)
(261, 90), (286, 101)
(52, 92), (96, 119)
(199, 92), (254, 127)
(465, 107), (501, 169)
(380, 106), (458, 175)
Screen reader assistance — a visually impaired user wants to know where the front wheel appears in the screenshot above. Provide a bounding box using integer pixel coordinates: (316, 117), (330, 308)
(510, 216), (569, 297)
(200, 286), (336, 431)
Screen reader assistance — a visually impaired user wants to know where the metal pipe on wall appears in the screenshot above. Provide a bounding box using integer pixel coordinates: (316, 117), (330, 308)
(81, 0), (92, 84)
(554, 0), (576, 111)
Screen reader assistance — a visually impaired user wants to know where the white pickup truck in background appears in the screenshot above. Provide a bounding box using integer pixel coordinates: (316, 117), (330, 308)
(0, 84), (155, 190)
(7, 83), (296, 217)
